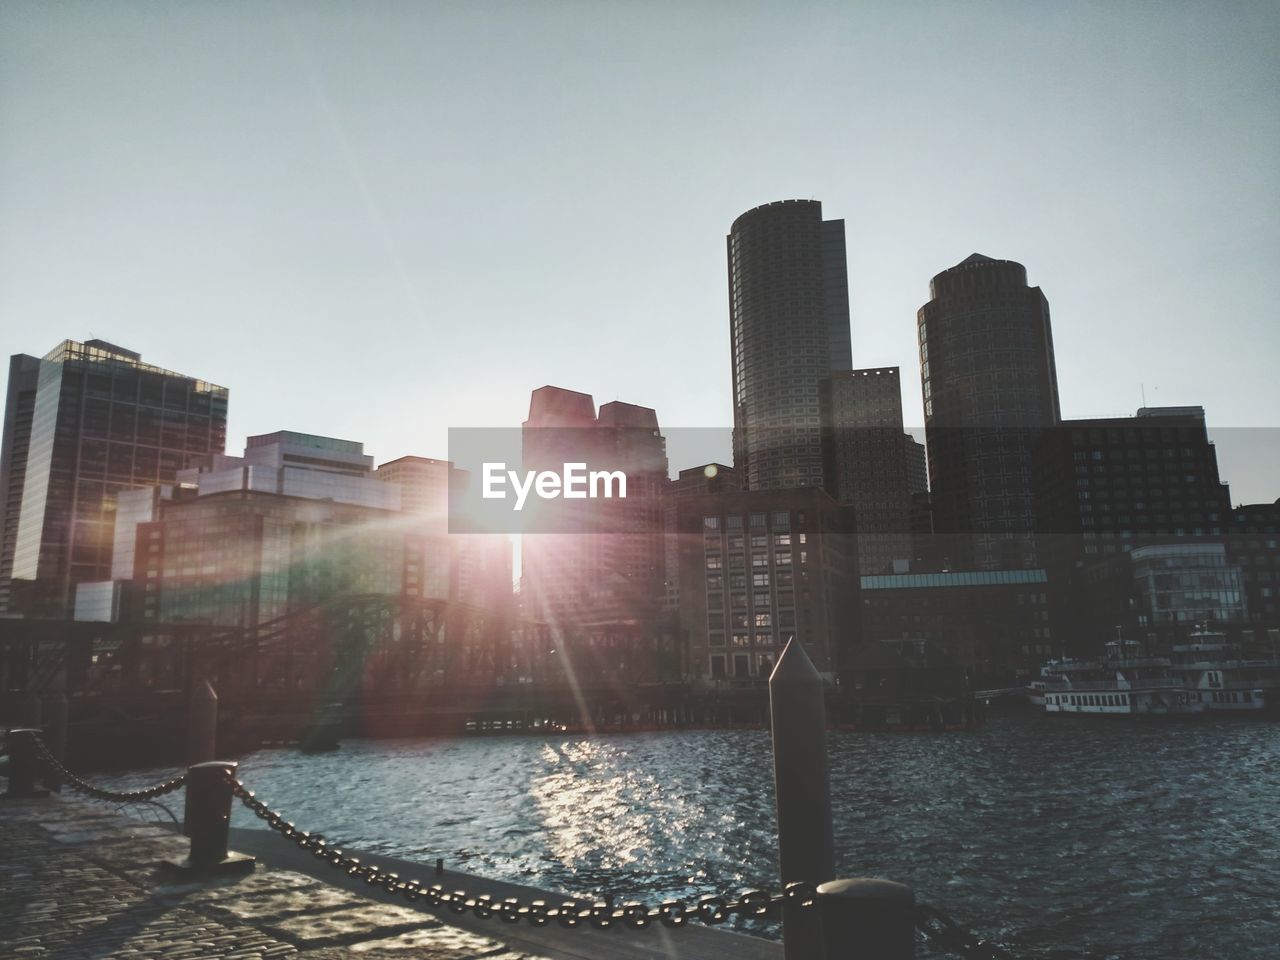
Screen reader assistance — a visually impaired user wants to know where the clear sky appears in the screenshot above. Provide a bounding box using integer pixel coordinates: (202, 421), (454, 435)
(2, 1), (1277, 503)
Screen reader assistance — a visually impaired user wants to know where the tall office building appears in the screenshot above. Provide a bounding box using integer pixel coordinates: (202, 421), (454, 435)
(0, 340), (228, 616)
(675, 486), (856, 681)
(1033, 406), (1232, 562)
(375, 456), (454, 528)
(820, 367), (915, 575)
(728, 200), (852, 491)
(179, 431), (398, 509)
(1226, 500), (1280, 643)
(904, 434), (927, 495)
(520, 386), (668, 628)
(375, 455), (514, 610)
(1032, 406), (1236, 653)
(78, 433), (484, 625)
(0, 355), (40, 612)
(918, 255), (1060, 570)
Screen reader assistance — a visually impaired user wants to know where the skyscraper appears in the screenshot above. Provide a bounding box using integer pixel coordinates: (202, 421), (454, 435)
(519, 386), (667, 628)
(0, 340), (228, 616)
(375, 455), (513, 610)
(0, 355), (40, 612)
(820, 366), (914, 575)
(918, 255), (1060, 570)
(728, 200), (852, 491)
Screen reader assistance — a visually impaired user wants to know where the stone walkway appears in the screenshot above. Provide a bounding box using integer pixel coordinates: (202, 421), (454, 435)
(0, 795), (550, 960)
(0, 794), (781, 960)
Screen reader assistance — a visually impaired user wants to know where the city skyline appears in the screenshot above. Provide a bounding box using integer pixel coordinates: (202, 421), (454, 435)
(2, 2), (1278, 503)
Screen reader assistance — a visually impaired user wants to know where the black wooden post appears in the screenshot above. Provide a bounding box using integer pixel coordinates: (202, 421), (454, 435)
(817, 878), (915, 959)
(769, 638), (836, 960)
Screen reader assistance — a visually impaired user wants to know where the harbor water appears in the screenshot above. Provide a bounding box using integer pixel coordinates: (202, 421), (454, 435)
(101, 712), (1279, 958)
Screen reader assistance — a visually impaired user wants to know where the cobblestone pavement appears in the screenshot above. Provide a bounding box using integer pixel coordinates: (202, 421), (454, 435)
(0, 795), (553, 960)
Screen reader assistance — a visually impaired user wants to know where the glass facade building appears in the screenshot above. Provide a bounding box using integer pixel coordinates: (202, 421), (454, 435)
(135, 490), (433, 629)
(729, 200), (853, 491)
(179, 431), (399, 510)
(1, 340), (227, 616)
(1130, 543), (1247, 631)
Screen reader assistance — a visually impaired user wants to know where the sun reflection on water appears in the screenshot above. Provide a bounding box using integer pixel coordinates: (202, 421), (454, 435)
(527, 735), (778, 900)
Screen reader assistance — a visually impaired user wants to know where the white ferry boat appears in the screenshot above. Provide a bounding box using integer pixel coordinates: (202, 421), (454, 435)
(1041, 638), (1206, 717)
(1025, 658), (1097, 707)
(1167, 624), (1280, 715)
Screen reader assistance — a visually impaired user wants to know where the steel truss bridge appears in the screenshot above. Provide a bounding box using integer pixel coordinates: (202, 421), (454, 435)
(0, 595), (705, 760)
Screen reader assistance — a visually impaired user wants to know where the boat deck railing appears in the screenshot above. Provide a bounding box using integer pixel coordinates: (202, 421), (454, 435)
(1048, 677), (1186, 691)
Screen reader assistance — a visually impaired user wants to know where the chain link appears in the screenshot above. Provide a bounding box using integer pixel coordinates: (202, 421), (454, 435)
(229, 775), (816, 929)
(29, 734), (187, 804)
(11, 732), (1013, 953)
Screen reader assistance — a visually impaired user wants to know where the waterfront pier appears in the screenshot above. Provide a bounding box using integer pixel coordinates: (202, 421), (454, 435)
(0, 790), (790, 959)
(1, 643), (1013, 959)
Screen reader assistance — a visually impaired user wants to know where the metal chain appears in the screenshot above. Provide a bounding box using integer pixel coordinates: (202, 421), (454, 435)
(915, 904), (1016, 960)
(11, 733), (1013, 953)
(29, 735), (187, 804)
(229, 775), (815, 929)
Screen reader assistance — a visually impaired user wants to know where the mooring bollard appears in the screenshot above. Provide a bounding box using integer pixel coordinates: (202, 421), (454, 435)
(167, 760), (255, 876)
(817, 878), (916, 959)
(769, 638), (836, 960)
(2, 728), (48, 799)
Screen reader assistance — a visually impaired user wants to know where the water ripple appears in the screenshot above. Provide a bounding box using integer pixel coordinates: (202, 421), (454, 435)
(97, 713), (1280, 958)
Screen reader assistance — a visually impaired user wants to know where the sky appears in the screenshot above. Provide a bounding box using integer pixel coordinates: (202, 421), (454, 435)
(2, 0), (1277, 503)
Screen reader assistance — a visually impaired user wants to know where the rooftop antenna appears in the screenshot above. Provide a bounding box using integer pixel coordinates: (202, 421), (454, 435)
(1140, 383), (1146, 407)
